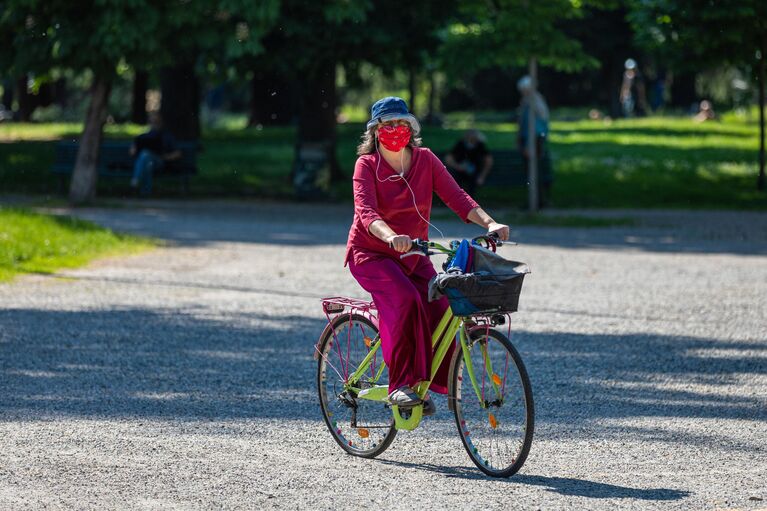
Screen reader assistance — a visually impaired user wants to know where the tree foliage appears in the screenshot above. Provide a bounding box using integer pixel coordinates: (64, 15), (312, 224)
(0, 0), (279, 203)
(628, 0), (767, 190)
(627, 0), (766, 70)
(440, 0), (615, 77)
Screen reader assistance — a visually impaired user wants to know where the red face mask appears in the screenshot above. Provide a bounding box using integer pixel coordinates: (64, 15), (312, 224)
(377, 124), (411, 152)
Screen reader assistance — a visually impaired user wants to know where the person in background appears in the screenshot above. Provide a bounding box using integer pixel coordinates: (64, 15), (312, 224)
(445, 129), (493, 195)
(130, 111), (181, 196)
(620, 58), (649, 117)
(693, 100), (716, 123)
(517, 75), (549, 156)
(517, 75), (551, 207)
(620, 59), (638, 117)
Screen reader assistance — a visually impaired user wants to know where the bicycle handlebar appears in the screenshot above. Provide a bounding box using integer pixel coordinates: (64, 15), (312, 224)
(390, 231), (510, 259)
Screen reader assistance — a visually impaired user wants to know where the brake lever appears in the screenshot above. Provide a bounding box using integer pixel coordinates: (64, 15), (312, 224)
(400, 251), (426, 259)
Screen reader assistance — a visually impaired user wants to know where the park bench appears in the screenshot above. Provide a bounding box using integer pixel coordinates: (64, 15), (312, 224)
(51, 140), (198, 195)
(438, 149), (554, 188)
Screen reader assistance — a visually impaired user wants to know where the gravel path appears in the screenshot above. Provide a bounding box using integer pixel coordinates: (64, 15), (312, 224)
(1, 200), (766, 510)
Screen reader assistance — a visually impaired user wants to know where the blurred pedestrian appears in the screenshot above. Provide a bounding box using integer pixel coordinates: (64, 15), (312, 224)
(693, 100), (716, 123)
(445, 129), (493, 195)
(620, 59), (637, 117)
(130, 111), (181, 196)
(620, 58), (649, 117)
(517, 76), (551, 207)
(517, 76), (549, 157)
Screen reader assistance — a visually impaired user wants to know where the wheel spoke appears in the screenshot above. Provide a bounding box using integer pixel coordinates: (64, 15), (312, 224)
(453, 327), (533, 477)
(318, 314), (396, 458)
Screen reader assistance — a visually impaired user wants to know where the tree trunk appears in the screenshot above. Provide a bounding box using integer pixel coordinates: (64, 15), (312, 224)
(607, 58), (622, 119)
(427, 72), (437, 120)
(131, 70), (148, 125)
(17, 75), (34, 121)
(248, 68), (296, 127)
(53, 78), (68, 110)
(408, 66), (417, 115)
(295, 58), (342, 185)
(669, 70), (697, 110)
(160, 59), (200, 140)
(1, 79), (13, 110)
(69, 77), (111, 205)
(758, 37), (766, 191)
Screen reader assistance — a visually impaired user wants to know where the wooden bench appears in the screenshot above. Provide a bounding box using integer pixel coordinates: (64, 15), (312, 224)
(438, 148), (554, 205)
(438, 149), (554, 187)
(51, 140), (198, 195)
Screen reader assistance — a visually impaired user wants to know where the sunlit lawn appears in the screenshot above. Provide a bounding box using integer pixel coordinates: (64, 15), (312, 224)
(0, 114), (764, 209)
(0, 207), (154, 282)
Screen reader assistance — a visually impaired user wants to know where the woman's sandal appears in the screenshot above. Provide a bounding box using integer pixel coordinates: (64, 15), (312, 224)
(388, 386), (422, 407)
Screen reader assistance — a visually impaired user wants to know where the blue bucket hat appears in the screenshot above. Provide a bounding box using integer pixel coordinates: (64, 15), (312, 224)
(366, 96), (421, 134)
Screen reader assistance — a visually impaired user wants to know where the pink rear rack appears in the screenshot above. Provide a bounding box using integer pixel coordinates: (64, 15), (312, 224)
(321, 296), (376, 314)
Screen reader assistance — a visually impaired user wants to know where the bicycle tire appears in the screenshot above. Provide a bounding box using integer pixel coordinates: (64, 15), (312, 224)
(450, 326), (534, 477)
(317, 313), (397, 458)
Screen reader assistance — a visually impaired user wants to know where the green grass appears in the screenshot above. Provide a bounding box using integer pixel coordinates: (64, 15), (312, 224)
(0, 207), (155, 282)
(1, 114), (765, 209)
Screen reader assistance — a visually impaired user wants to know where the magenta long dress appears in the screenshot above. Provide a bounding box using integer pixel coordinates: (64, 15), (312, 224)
(345, 147), (479, 393)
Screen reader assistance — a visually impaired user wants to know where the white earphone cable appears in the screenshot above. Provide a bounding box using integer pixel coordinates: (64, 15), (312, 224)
(373, 139), (444, 239)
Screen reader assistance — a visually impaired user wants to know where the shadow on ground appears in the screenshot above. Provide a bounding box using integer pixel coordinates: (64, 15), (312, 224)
(375, 458), (690, 500)
(1, 307), (764, 440)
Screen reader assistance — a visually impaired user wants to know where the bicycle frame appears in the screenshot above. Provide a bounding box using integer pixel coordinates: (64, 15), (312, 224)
(345, 306), (497, 431)
(326, 235), (508, 431)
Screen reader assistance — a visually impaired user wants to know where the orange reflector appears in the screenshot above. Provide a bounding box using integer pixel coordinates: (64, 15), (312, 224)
(488, 413), (498, 429)
(492, 374), (502, 386)
(363, 336), (372, 348)
(358, 428), (370, 438)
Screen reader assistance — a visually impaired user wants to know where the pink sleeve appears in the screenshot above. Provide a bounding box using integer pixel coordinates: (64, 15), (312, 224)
(353, 157), (383, 231)
(429, 150), (479, 222)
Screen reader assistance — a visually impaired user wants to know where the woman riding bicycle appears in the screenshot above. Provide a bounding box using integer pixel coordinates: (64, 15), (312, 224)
(345, 96), (510, 412)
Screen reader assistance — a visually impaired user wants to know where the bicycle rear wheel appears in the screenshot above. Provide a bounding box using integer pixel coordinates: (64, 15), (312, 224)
(451, 326), (534, 477)
(317, 313), (396, 458)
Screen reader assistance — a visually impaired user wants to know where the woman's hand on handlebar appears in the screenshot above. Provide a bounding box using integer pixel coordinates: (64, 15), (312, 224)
(487, 222), (510, 241)
(387, 234), (413, 253)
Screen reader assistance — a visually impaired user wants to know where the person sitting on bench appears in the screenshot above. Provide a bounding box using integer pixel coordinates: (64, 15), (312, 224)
(130, 112), (181, 196)
(445, 129), (493, 196)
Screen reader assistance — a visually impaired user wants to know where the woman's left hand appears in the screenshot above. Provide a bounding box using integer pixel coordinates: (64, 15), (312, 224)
(487, 222), (510, 241)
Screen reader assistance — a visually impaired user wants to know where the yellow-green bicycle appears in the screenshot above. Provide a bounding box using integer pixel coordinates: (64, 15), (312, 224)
(315, 235), (534, 477)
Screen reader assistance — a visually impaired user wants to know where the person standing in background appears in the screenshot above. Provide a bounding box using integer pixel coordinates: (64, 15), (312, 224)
(517, 75), (550, 206)
(517, 75), (549, 158)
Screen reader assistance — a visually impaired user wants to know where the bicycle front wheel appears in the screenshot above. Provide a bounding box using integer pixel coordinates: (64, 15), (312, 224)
(317, 313), (397, 458)
(451, 326), (534, 477)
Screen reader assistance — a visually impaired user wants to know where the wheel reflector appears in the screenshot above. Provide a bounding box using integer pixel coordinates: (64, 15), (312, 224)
(358, 428), (370, 438)
(488, 413), (498, 429)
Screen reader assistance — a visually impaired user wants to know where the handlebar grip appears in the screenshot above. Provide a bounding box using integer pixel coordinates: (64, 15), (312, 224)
(388, 238), (423, 250)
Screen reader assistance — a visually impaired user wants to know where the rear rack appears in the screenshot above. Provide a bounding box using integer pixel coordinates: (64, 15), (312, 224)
(321, 296), (377, 314)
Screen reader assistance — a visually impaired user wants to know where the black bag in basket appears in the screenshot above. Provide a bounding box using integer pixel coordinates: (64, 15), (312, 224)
(428, 244), (530, 316)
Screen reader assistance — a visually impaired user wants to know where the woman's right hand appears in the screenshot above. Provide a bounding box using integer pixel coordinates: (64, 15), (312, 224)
(387, 234), (412, 253)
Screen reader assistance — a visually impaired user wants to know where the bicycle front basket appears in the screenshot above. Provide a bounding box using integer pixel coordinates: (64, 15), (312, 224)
(429, 246), (530, 316)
